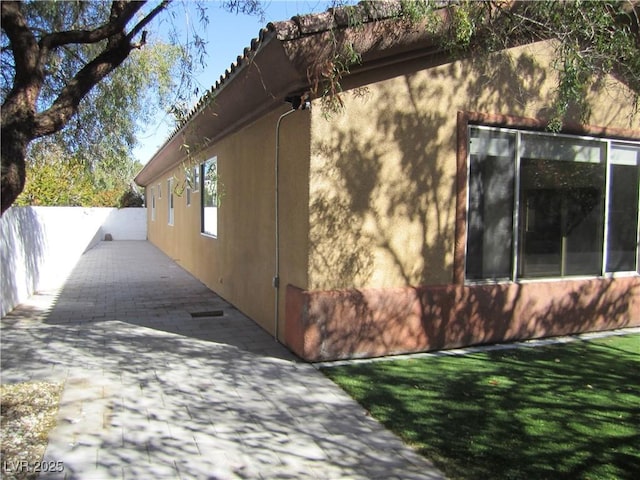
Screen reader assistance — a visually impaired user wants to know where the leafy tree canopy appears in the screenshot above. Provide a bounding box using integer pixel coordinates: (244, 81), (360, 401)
(12, 38), (181, 207)
(321, 0), (639, 130)
(435, 0), (640, 131)
(0, 0), (217, 213)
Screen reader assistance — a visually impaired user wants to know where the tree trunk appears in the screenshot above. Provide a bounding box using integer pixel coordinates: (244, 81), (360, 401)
(1, 125), (29, 214)
(1, 81), (36, 215)
(0, 1), (169, 214)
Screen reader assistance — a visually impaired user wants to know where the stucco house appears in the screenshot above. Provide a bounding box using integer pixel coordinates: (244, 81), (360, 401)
(135, 1), (640, 361)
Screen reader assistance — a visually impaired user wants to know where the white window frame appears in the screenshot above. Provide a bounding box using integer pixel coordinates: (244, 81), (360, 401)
(465, 125), (640, 283)
(151, 185), (156, 221)
(167, 178), (174, 226)
(186, 165), (199, 206)
(193, 165), (200, 192)
(201, 156), (218, 238)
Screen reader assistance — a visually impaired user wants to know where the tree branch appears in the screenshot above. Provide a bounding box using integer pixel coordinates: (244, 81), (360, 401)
(33, 37), (133, 137)
(127, 0), (171, 44)
(39, 2), (144, 50)
(31, 1), (172, 138)
(1, 1), (39, 88)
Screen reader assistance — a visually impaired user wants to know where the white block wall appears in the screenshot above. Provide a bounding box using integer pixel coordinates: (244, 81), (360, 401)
(1, 206), (147, 317)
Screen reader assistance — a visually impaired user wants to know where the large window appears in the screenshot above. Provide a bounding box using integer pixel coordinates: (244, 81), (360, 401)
(466, 126), (639, 281)
(201, 157), (218, 237)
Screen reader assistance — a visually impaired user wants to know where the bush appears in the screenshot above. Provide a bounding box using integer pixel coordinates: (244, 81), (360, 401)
(118, 187), (144, 208)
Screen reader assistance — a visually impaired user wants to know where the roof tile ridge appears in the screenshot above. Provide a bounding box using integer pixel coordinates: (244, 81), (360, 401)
(166, 26), (276, 142)
(165, 1), (406, 144)
(268, 0), (405, 40)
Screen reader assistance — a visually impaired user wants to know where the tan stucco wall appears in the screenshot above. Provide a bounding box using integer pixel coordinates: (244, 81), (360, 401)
(145, 106), (310, 336)
(308, 39), (639, 291)
(144, 38), (637, 349)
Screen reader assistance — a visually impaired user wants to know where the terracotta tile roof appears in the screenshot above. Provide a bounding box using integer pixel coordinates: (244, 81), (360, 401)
(270, 0), (403, 39)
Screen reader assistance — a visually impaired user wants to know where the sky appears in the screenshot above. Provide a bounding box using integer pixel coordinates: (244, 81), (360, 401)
(133, 0), (348, 165)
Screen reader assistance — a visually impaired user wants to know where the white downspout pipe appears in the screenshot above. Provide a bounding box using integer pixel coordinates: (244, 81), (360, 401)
(274, 108), (297, 342)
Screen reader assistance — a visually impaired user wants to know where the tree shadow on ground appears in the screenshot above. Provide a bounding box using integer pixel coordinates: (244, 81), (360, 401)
(0, 241), (441, 479)
(322, 333), (640, 480)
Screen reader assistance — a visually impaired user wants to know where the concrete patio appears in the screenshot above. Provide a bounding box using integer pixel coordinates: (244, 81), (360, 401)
(0, 241), (445, 480)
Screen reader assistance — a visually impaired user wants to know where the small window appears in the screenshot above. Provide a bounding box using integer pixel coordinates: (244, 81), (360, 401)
(186, 165), (198, 206)
(193, 165), (200, 192)
(157, 183), (162, 199)
(201, 157), (218, 237)
(167, 178), (174, 226)
(151, 186), (156, 221)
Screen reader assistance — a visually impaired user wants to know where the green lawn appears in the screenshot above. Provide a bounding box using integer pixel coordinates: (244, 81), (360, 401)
(321, 333), (640, 480)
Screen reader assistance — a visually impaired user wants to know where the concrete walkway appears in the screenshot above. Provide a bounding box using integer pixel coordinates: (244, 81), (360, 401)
(1, 241), (445, 480)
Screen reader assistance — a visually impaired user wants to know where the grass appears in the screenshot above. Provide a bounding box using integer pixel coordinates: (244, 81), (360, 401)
(1, 381), (63, 480)
(321, 333), (640, 480)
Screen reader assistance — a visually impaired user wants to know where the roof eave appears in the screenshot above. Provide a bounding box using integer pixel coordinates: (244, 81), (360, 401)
(135, 4), (449, 187)
(135, 31), (306, 186)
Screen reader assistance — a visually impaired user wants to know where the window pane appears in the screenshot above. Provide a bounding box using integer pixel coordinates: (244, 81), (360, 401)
(520, 134), (603, 163)
(168, 179), (174, 225)
(518, 137), (605, 278)
(201, 157), (218, 237)
(151, 186), (156, 221)
(466, 128), (515, 280)
(193, 166), (200, 192)
(607, 144), (640, 272)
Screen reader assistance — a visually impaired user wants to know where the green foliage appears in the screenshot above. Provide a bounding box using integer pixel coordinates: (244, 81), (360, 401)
(317, 42), (364, 115)
(449, 2), (476, 49)
(118, 187), (144, 208)
(222, 0), (265, 19)
(15, 154), (96, 207)
(16, 139), (142, 207)
(313, 0), (639, 130)
(428, 0), (640, 131)
(1, 2), (191, 208)
(31, 40), (183, 177)
(1, 1), (211, 212)
(399, 0), (439, 24)
(323, 333), (640, 480)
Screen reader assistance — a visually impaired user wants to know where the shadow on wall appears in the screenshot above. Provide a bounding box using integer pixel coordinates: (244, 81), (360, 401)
(0, 207), (47, 317)
(309, 88), (455, 288)
(290, 277), (638, 361)
(1, 207), (148, 317)
(309, 47), (555, 289)
(311, 41), (635, 289)
(295, 44), (639, 360)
